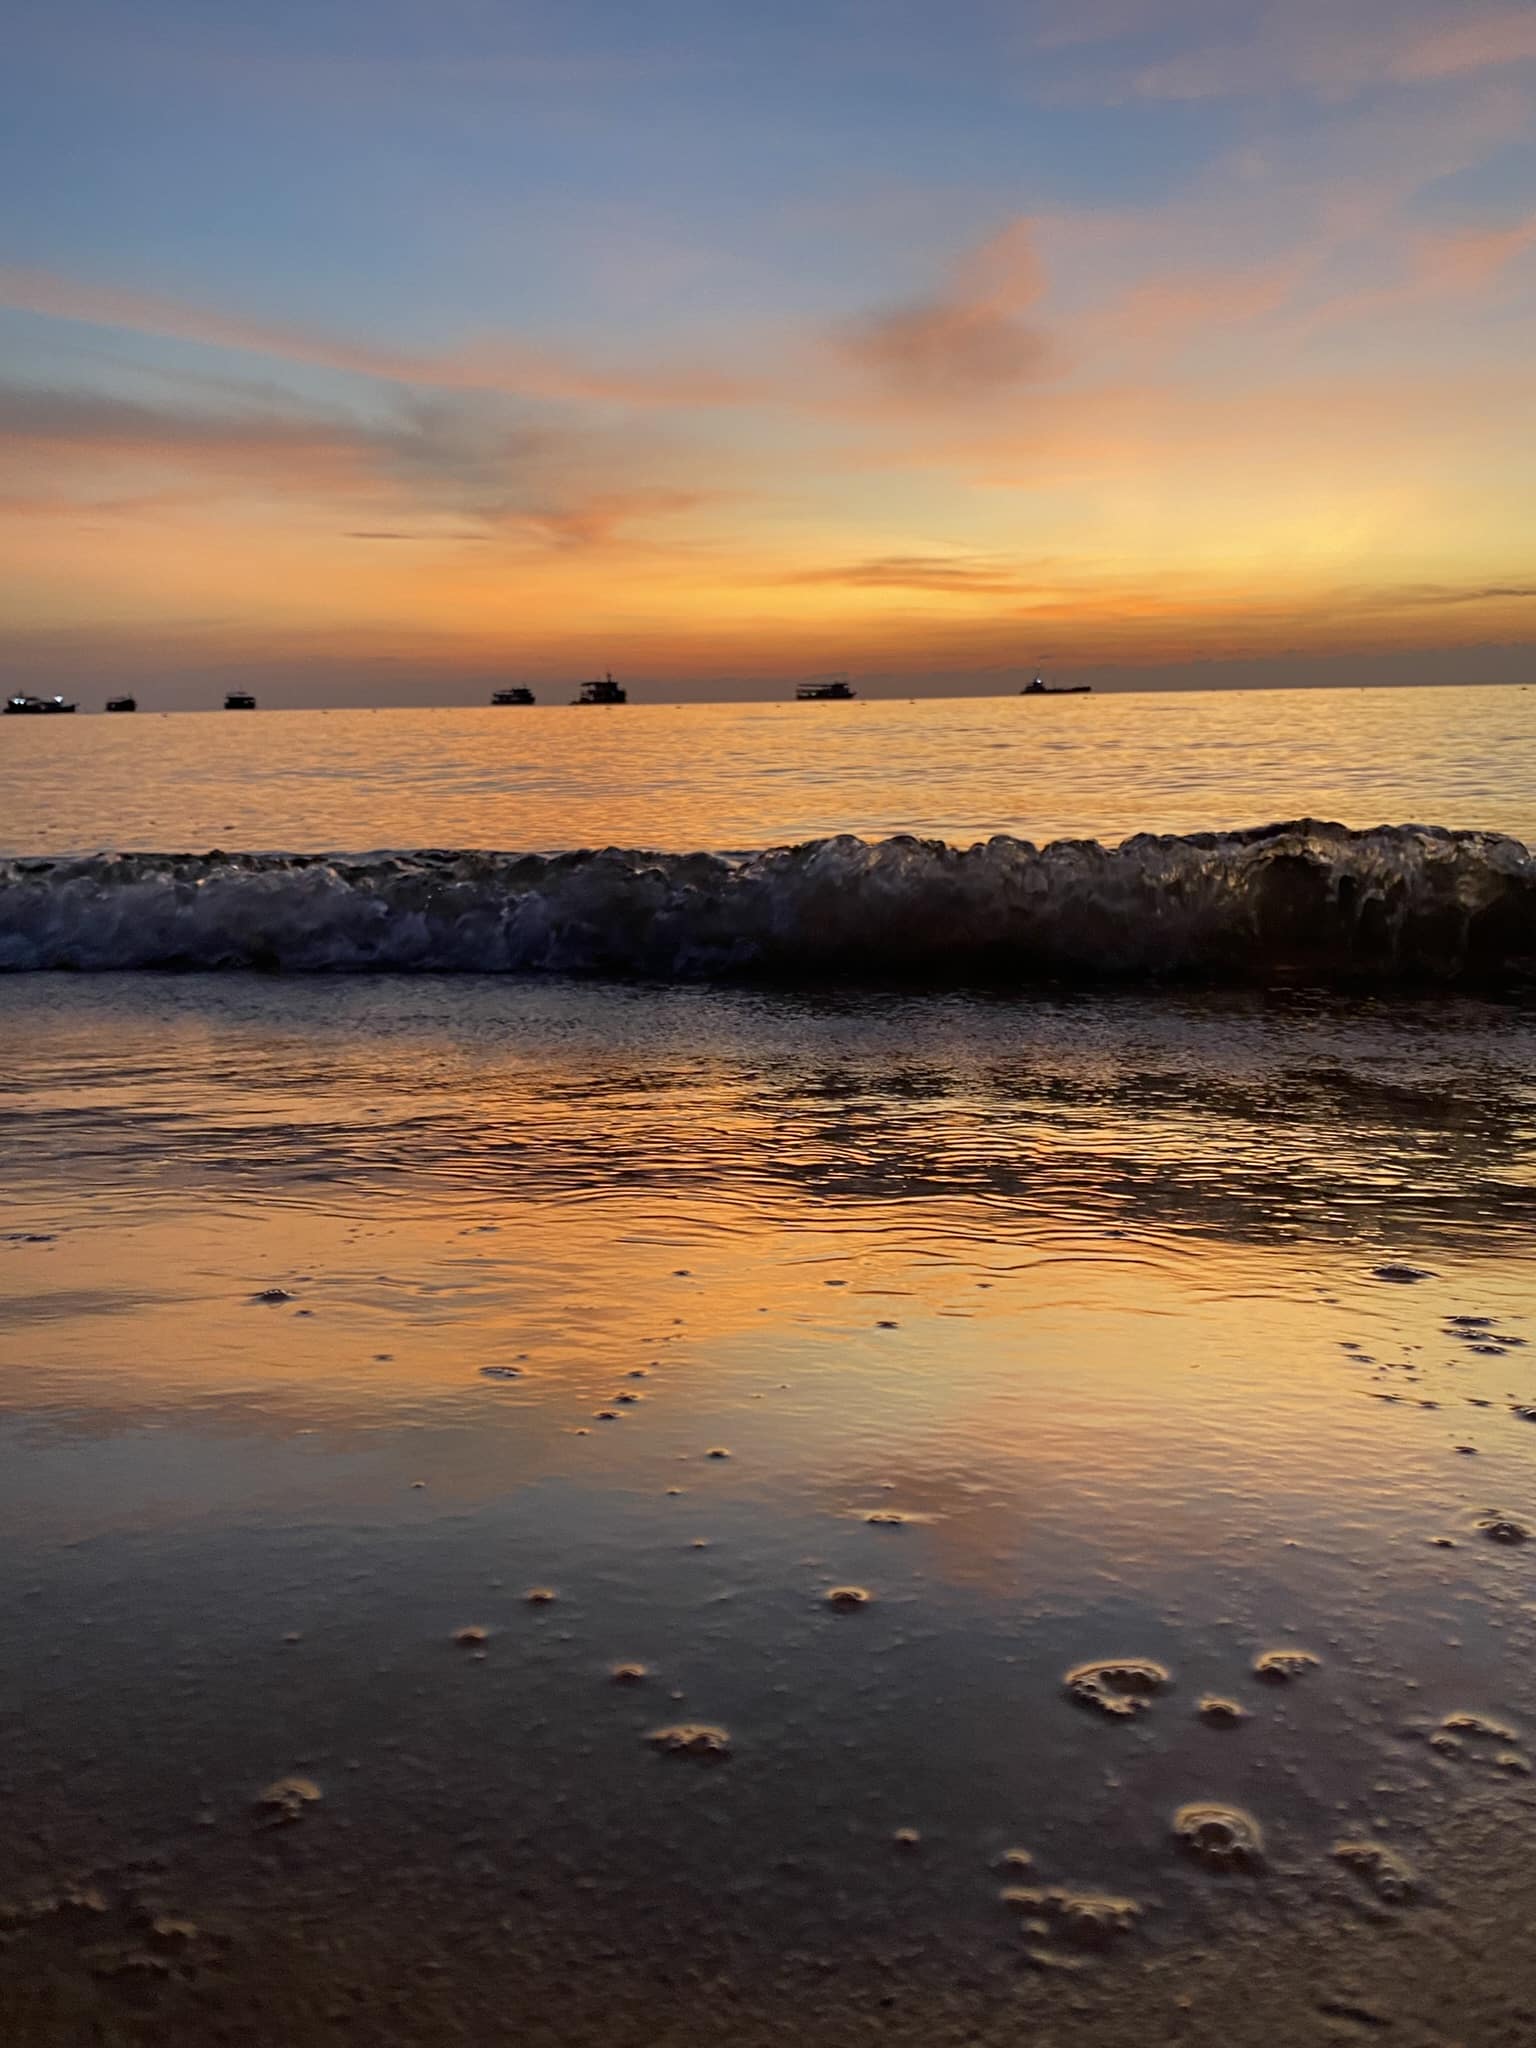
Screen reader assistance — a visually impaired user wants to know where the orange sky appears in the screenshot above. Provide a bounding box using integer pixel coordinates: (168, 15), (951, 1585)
(2, 0), (1534, 702)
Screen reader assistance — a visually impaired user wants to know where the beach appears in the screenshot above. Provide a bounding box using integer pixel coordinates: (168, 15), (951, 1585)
(2, 689), (1535, 2044)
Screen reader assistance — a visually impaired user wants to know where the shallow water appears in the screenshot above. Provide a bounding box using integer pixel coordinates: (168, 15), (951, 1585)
(4, 685), (1534, 855)
(2, 974), (1535, 2043)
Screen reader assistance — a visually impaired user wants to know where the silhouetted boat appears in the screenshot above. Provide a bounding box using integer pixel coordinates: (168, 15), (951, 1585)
(795, 677), (856, 701)
(5, 693), (76, 714)
(491, 687), (536, 706)
(1021, 675), (1090, 696)
(572, 673), (627, 704)
(224, 691), (258, 710)
(105, 695), (137, 713)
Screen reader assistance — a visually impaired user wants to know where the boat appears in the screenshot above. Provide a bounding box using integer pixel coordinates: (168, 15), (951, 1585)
(491, 687), (536, 706)
(224, 691), (258, 710)
(105, 695), (137, 713)
(4, 693), (76, 714)
(795, 676), (856, 701)
(572, 673), (627, 705)
(1021, 675), (1091, 696)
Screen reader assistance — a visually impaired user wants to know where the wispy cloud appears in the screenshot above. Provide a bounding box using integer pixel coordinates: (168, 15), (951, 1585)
(832, 221), (1060, 400)
(778, 554), (1041, 595)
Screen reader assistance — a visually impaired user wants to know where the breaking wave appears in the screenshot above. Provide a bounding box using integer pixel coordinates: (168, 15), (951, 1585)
(0, 824), (1531, 988)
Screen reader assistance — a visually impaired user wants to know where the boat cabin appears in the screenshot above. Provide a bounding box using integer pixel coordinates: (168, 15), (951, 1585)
(105, 695), (137, 713)
(224, 691), (258, 710)
(795, 678), (855, 701)
(573, 673), (627, 704)
(4, 693), (76, 714)
(491, 687), (536, 706)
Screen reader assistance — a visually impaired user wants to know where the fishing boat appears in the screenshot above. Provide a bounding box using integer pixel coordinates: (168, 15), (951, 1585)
(795, 677), (856, 701)
(105, 695), (137, 713)
(491, 687), (536, 706)
(224, 690), (258, 710)
(4, 693), (76, 714)
(1021, 675), (1091, 696)
(572, 673), (627, 705)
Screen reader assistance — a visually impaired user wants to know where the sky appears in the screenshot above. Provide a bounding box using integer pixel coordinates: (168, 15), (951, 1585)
(2, 0), (1535, 705)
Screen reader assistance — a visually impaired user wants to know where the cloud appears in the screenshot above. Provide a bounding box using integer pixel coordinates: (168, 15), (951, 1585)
(0, 380), (719, 551)
(1400, 582), (1536, 605)
(1392, 10), (1536, 81)
(779, 554), (1039, 595)
(1120, 4), (1536, 101)
(0, 264), (772, 412)
(833, 220), (1059, 399)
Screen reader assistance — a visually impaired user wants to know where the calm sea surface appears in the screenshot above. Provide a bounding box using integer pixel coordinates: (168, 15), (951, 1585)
(4, 684), (1534, 853)
(2, 684), (1534, 2045)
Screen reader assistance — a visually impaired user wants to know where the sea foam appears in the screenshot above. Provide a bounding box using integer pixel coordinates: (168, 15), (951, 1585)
(0, 823), (1530, 986)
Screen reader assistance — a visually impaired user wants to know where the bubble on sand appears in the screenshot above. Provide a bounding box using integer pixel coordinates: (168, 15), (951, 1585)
(997, 1848), (1035, 1873)
(864, 1510), (906, 1527)
(648, 1724), (730, 1761)
(478, 1366), (522, 1381)
(826, 1586), (872, 1610)
(1334, 1841), (1417, 1905)
(1476, 1513), (1529, 1545)
(705, 1447), (731, 1459)
(1253, 1649), (1321, 1684)
(1371, 1265), (1433, 1284)
(1448, 1315), (1496, 1330)
(452, 1626), (488, 1648)
(610, 1663), (648, 1685)
(1000, 1885), (1142, 1951)
(525, 1588), (557, 1605)
(1511, 1406), (1536, 1423)
(1198, 1697), (1248, 1728)
(615, 1391), (641, 1404)
(595, 1409), (619, 1421)
(1173, 1803), (1264, 1871)
(1064, 1660), (1170, 1718)
(250, 1287), (295, 1304)
(892, 1828), (921, 1850)
(628, 1368), (649, 1379)
(255, 1776), (322, 1826)
(876, 1319), (900, 1329)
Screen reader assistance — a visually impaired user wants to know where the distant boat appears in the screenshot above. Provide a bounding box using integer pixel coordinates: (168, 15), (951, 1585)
(105, 695), (137, 713)
(572, 673), (627, 705)
(4, 693), (76, 714)
(1021, 675), (1091, 696)
(224, 691), (258, 710)
(491, 687), (536, 706)
(795, 677), (856, 701)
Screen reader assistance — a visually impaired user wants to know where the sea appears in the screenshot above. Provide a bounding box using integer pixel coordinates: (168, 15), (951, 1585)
(1, 683), (1534, 2046)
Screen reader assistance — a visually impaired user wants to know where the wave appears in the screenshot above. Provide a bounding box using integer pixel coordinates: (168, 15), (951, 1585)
(0, 824), (1531, 988)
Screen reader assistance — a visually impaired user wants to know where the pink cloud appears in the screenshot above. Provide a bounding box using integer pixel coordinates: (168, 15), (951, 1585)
(1392, 10), (1536, 80)
(832, 219), (1062, 399)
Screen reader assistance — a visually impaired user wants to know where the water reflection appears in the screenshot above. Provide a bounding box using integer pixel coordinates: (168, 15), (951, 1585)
(1, 978), (1531, 1257)
(1, 975), (1534, 2043)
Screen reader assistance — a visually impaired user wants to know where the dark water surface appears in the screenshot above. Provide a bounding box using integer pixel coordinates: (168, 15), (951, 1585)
(2, 975), (1535, 2043)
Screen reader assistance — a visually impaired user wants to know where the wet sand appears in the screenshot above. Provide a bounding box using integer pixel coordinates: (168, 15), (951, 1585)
(3, 976), (1535, 2045)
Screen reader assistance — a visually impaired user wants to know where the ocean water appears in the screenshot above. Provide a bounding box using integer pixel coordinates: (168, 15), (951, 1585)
(5, 685), (1534, 853)
(2, 687), (1535, 2045)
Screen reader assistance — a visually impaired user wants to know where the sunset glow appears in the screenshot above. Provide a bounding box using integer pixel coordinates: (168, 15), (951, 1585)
(3, 0), (1535, 702)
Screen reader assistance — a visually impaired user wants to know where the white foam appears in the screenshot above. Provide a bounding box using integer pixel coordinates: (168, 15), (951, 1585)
(0, 823), (1530, 986)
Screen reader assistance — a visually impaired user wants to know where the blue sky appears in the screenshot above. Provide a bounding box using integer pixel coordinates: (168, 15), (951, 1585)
(3, 0), (1534, 702)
